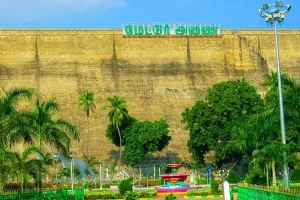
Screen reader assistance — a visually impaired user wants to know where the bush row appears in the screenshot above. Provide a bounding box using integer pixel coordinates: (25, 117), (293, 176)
(84, 189), (157, 200)
(186, 188), (223, 196)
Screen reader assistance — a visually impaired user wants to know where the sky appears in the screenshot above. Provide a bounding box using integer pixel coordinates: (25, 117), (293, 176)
(0, 0), (299, 29)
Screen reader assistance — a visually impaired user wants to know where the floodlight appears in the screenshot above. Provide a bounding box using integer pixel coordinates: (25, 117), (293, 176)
(258, 1), (292, 189)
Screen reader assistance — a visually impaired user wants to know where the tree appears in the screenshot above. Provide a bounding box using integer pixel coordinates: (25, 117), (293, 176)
(78, 91), (98, 158)
(9, 146), (42, 193)
(227, 72), (300, 186)
(0, 88), (34, 191)
(0, 147), (14, 192)
(106, 116), (136, 147)
(0, 88), (34, 147)
(124, 119), (171, 166)
(182, 78), (263, 167)
(264, 71), (300, 153)
(26, 98), (79, 155)
(103, 96), (129, 169)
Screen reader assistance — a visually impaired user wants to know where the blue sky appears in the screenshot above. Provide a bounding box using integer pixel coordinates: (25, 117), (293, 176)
(0, 0), (299, 29)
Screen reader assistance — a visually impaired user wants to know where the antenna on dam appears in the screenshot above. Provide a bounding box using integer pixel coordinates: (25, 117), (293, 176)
(258, 2), (291, 189)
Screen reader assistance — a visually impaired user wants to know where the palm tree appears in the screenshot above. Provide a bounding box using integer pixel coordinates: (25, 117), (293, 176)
(10, 146), (42, 193)
(0, 88), (34, 147)
(0, 88), (34, 191)
(27, 98), (79, 155)
(78, 91), (98, 158)
(0, 147), (15, 192)
(41, 152), (54, 182)
(103, 96), (129, 169)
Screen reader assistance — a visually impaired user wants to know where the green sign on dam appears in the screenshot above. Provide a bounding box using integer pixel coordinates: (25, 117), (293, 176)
(122, 22), (221, 36)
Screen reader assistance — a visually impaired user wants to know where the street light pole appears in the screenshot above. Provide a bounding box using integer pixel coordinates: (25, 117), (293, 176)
(99, 160), (102, 190)
(258, 2), (291, 188)
(70, 153), (74, 195)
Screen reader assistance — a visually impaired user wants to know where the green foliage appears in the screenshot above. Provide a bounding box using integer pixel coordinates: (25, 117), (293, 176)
(103, 95), (129, 130)
(291, 168), (300, 181)
(227, 171), (241, 183)
(78, 90), (98, 157)
(263, 72), (300, 153)
(182, 78), (263, 167)
(246, 168), (267, 185)
(124, 119), (171, 166)
(78, 91), (98, 117)
(158, 178), (164, 185)
(104, 95), (129, 168)
(164, 193), (178, 200)
(133, 190), (157, 198)
(211, 180), (219, 194)
(84, 189), (156, 199)
(186, 188), (223, 196)
(119, 179), (133, 196)
(85, 189), (122, 199)
(106, 117), (136, 147)
(124, 191), (138, 200)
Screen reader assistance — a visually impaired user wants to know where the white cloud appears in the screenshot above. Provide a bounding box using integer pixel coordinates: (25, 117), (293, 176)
(0, 0), (127, 21)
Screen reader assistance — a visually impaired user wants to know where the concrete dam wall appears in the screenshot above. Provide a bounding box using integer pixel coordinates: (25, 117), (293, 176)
(1, 29), (300, 164)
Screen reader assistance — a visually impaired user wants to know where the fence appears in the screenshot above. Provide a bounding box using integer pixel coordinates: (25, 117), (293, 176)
(238, 186), (300, 200)
(0, 188), (84, 200)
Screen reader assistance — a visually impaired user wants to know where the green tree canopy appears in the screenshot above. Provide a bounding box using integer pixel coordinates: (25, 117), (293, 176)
(106, 116), (137, 147)
(124, 119), (171, 166)
(182, 78), (263, 167)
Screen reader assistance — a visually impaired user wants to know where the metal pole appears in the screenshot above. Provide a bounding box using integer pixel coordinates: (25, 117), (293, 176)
(99, 161), (102, 189)
(158, 165), (161, 176)
(154, 164), (156, 180)
(70, 154), (74, 195)
(274, 20), (289, 188)
(132, 169), (135, 186)
(106, 164), (109, 180)
(139, 165), (142, 180)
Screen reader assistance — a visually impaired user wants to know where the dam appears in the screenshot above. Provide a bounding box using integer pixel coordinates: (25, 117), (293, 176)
(1, 29), (300, 163)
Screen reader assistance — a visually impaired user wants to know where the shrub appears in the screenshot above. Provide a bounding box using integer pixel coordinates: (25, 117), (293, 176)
(164, 193), (178, 200)
(246, 168), (267, 185)
(134, 190), (157, 198)
(119, 179), (133, 196)
(227, 171), (240, 183)
(125, 190), (157, 198)
(211, 180), (219, 194)
(291, 168), (300, 181)
(84, 189), (156, 200)
(124, 191), (138, 200)
(158, 178), (164, 185)
(85, 190), (122, 199)
(187, 189), (210, 196)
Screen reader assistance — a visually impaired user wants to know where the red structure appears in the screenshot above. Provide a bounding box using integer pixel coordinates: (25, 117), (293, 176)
(159, 164), (190, 187)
